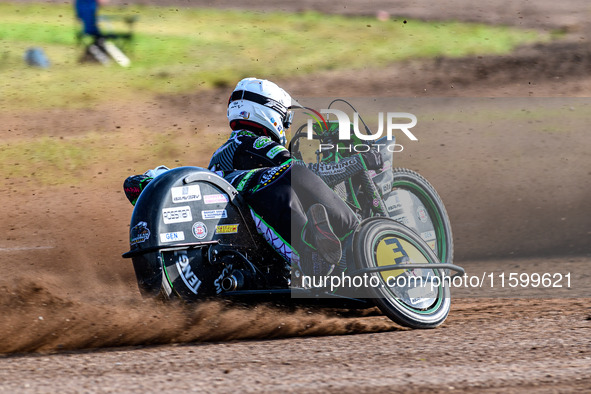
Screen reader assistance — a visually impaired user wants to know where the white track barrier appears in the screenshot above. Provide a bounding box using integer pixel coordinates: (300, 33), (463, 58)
(88, 43), (111, 65)
(103, 41), (131, 67)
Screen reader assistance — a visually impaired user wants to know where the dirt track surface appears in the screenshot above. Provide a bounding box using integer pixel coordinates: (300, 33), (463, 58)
(1, 0), (591, 392)
(1, 299), (590, 392)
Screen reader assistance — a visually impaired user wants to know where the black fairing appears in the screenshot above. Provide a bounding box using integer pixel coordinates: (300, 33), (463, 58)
(124, 166), (264, 298)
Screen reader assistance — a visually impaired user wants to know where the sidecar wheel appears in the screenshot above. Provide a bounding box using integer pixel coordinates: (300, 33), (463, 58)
(354, 218), (451, 329)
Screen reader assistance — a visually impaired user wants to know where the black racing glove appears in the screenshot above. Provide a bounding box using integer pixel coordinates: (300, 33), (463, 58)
(358, 148), (383, 171)
(123, 165), (170, 206)
(123, 175), (153, 206)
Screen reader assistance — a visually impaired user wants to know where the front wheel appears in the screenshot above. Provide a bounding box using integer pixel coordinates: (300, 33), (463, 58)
(353, 218), (451, 329)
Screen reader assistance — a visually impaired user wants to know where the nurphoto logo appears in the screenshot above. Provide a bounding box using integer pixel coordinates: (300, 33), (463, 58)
(305, 109), (418, 153)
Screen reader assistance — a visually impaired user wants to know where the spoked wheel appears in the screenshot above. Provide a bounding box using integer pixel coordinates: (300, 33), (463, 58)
(383, 168), (454, 265)
(353, 218), (451, 329)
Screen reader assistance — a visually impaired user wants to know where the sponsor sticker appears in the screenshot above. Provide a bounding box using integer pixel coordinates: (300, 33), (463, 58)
(417, 206), (428, 223)
(254, 136), (273, 149)
(192, 222), (207, 239)
(420, 230), (436, 242)
(203, 193), (229, 204)
(408, 286), (436, 304)
(171, 185), (201, 203)
(259, 167), (280, 184)
(159, 231), (185, 243)
(162, 206), (192, 224)
(392, 214), (410, 226)
(214, 264), (233, 294)
(130, 221), (150, 245)
(267, 145), (286, 159)
(201, 209), (228, 220)
(314, 160), (350, 175)
(215, 224), (239, 234)
(259, 160), (290, 186)
(236, 169), (256, 192)
(176, 253), (202, 294)
(381, 183), (391, 195)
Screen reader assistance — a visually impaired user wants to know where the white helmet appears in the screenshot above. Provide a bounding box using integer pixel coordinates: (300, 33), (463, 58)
(227, 78), (293, 145)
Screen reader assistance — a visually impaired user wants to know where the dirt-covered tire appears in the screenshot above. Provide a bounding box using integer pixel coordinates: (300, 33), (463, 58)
(354, 218), (451, 329)
(383, 168), (454, 265)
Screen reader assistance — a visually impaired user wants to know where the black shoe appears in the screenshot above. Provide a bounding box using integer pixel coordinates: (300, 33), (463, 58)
(305, 204), (342, 267)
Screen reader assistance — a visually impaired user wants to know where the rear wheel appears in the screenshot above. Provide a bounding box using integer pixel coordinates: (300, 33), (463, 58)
(354, 218), (451, 329)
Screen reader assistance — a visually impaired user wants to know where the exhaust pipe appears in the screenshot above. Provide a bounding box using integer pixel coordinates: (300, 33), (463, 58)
(221, 270), (251, 291)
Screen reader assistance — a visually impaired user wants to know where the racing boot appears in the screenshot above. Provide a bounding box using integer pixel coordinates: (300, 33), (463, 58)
(301, 203), (342, 275)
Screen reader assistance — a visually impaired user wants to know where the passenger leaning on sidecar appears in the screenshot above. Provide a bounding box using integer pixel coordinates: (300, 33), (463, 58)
(123, 78), (382, 276)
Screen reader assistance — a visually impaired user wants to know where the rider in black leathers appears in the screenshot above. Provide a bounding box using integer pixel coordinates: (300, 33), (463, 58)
(124, 78), (382, 275)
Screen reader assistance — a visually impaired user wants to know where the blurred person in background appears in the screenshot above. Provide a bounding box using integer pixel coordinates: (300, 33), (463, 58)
(74, 0), (133, 66)
(74, 0), (108, 38)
